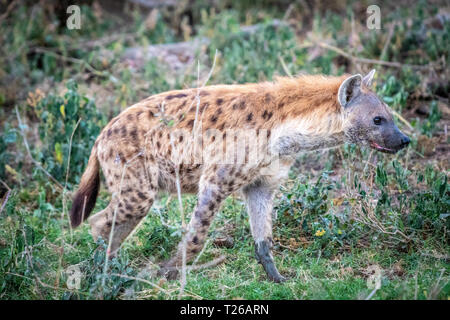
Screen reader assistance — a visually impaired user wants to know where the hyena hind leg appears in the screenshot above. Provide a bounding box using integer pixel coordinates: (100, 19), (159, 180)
(243, 180), (286, 283)
(89, 190), (155, 255)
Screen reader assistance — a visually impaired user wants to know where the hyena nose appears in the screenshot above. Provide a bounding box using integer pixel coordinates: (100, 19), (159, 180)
(400, 136), (410, 148)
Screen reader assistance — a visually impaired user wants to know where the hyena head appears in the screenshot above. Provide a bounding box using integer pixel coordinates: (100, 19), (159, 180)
(338, 69), (410, 154)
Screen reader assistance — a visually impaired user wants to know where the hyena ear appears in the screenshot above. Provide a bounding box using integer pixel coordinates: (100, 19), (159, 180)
(338, 74), (362, 108)
(362, 69), (376, 87)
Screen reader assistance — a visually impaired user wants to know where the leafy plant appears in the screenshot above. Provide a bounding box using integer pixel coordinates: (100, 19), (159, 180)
(33, 80), (106, 185)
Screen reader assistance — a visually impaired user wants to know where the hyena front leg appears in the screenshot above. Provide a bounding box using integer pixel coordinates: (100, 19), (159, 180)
(159, 178), (231, 279)
(243, 179), (286, 282)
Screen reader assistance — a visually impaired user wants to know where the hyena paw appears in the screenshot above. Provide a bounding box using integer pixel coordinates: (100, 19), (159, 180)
(268, 273), (288, 283)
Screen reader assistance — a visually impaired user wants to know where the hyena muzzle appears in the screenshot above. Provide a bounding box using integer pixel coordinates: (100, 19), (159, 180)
(69, 69), (409, 282)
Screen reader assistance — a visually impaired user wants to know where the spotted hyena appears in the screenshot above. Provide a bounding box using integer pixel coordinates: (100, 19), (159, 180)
(70, 69), (409, 282)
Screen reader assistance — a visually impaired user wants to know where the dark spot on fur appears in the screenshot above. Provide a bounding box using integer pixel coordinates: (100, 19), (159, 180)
(192, 236), (199, 244)
(187, 119), (194, 128)
(262, 110), (273, 120)
(179, 135), (184, 142)
(137, 191), (147, 200)
(166, 93), (187, 100)
(247, 113), (253, 122)
(130, 129), (138, 140)
(200, 102), (209, 113)
(216, 98), (223, 105)
(127, 114), (134, 121)
(210, 115), (217, 123)
(121, 126), (127, 137)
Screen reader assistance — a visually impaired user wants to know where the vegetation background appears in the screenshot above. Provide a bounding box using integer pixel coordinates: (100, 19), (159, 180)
(0, 0), (448, 300)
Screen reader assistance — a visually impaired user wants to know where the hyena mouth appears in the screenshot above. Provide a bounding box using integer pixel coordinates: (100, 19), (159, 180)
(370, 141), (396, 154)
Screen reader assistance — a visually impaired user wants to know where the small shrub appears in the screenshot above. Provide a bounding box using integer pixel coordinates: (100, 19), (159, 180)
(33, 80), (106, 186)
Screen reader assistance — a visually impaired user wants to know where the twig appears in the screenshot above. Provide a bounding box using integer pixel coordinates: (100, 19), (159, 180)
(278, 55), (293, 77)
(363, 150), (375, 173)
(64, 118), (82, 238)
(0, 0), (20, 23)
(77, 33), (136, 49)
(421, 253), (450, 261)
(163, 255), (227, 272)
(365, 287), (378, 300)
(6, 272), (87, 296)
(312, 40), (440, 71)
(191, 238), (211, 266)
(126, 0), (178, 9)
(391, 109), (414, 131)
(15, 106), (64, 190)
(0, 190), (11, 216)
(0, 179), (11, 191)
(189, 255), (226, 271)
(380, 22), (396, 61)
(32, 47), (110, 78)
(414, 268), (419, 300)
(177, 49), (218, 299)
(56, 118), (81, 294)
(428, 268), (446, 300)
(110, 273), (168, 294)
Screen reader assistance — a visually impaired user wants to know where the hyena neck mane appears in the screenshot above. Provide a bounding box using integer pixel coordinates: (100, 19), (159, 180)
(267, 75), (348, 156)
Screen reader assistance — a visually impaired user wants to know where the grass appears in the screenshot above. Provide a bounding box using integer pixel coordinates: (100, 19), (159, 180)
(0, 1), (449, 300)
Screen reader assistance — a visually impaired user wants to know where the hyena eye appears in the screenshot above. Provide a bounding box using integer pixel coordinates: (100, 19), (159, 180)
(373, 116), (383, 125)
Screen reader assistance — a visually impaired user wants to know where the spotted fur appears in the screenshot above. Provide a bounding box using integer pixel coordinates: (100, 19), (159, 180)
(70, 70), (409, 282)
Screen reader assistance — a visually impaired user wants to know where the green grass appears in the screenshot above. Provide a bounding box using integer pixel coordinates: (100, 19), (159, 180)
(0, 1), (449, 300)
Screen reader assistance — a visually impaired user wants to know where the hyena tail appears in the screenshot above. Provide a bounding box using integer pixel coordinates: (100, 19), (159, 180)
(69, 144), (100, 228)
